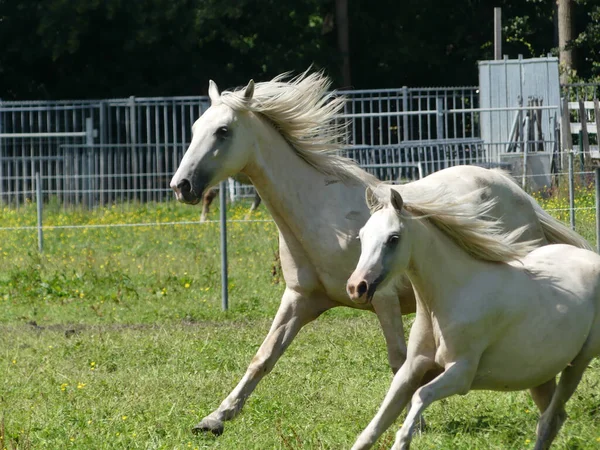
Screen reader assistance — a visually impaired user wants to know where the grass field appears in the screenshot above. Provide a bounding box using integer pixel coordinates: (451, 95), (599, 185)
(2, 190), (600, 449)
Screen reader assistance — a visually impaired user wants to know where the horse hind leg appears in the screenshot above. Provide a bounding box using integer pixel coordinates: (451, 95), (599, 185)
(530, 378), (567, 438)
(534, 356), (592, 450)
(530, 378), (566, 421)
(200, 188), (218, 222)
(244, 192), (262, 220)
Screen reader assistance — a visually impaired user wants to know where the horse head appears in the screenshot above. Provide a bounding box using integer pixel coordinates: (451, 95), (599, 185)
(170, 79), (255, 204)
(347, 187), (409, 303)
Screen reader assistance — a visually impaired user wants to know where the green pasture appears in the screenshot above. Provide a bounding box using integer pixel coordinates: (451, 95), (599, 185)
(2, 189), (600, 449)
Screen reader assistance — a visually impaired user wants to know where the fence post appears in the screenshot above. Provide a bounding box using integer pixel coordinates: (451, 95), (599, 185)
(494, 7), (502, 60)
(0, 99), (3, 203)
(219, 180), (229, 311)
(129, 96), (138, 201)
(522, 114), (530, 190)
(99, 101), (107, 206)
(36, 172), (43, 252)
(569, 151), (575, 231)
(85, 117), (94, 207)
(402, 86), (409, 141)
(596, 167), (600, 253)
(436, 97), (444, 141)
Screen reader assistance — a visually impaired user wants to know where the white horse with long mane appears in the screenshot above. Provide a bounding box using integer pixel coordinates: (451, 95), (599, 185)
(347, 186), (600, 450)
(170, 70), (591, 435)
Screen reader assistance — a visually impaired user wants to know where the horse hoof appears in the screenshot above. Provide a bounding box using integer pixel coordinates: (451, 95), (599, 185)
(192, 417), (224, 436)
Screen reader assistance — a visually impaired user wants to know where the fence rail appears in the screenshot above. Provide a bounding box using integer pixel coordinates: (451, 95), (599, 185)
(1, 83), (594, 206)
(1, 87), (482, 206)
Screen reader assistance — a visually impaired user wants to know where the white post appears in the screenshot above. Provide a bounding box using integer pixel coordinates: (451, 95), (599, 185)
(219, 180), (229, 311)
(36, 172), (43, 252)
(569, 151), (575, 230)
(494, 7), (502, 60)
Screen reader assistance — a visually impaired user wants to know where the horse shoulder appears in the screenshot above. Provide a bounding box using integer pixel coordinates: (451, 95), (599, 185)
(278, 233), (321, 293)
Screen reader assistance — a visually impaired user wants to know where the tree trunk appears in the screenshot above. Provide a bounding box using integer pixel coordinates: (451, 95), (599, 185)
(557, 0), (574, 83)
(335, 0), (351, 87)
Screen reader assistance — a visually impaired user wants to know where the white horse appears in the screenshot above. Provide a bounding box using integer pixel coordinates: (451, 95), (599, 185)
(347, 185), (600, 450)
(169, 70), (591, 435)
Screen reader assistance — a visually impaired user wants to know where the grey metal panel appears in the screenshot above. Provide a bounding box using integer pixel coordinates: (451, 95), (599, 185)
(479, 56), (560, 162)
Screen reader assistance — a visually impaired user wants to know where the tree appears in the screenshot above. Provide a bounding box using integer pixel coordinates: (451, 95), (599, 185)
(335, 0), (351, 87)
(573, 0), (600, 79)
(1, 0), (599, 100)
(557, 0), (575, 82)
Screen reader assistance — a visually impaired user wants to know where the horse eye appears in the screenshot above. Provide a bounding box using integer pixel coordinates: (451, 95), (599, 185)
(215, 126), (229, 138)
(387, 235), (399, 245)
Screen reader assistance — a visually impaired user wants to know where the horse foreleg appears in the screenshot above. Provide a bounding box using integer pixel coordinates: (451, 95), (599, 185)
(371, 293), (408, 373)
(351, 355), (433, 450)
(393, 359), (478, 450)
(192, 288), (333, 435)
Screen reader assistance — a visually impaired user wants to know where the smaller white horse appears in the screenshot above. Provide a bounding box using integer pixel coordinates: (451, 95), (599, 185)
(346, 185), (600, 450)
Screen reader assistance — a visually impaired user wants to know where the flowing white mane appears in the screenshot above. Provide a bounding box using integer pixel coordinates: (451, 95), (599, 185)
(368, 185), (540, 263)
(219, 70), (378, 186)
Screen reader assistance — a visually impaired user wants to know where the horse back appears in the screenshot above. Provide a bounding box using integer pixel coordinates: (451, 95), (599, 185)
(522, 244), (600, 306)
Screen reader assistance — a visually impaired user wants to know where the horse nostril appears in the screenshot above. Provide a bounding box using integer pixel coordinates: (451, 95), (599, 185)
(347, 284), (356, 296)
(177, 179), (191, 194)
(357, 281), (368, 298)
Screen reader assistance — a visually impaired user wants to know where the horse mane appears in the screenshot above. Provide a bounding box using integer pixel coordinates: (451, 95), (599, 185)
(368, 185), (540, 263)
(219, 70), (379, 187)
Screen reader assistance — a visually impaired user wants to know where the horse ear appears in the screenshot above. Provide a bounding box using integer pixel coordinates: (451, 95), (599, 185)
(365, 186), (377, 209)
(208, 80), (220, 104)
(390, 189), (404, 211)
(244, 79), (255, 100)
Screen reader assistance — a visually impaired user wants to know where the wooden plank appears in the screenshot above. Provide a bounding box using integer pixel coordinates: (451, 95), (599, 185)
(535, 98), (544, 151)
(568, 101), (598, 110)
(579, 99), (590, 154)
(595, 98), (600, 141)
(561, 97), (573, 151)
(570, 123), (598, 134)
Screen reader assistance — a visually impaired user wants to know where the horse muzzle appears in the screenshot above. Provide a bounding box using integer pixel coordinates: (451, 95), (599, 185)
(347, 276), (377, 304)
(347, 272), (383, 304)
(170, 178), (202, 205)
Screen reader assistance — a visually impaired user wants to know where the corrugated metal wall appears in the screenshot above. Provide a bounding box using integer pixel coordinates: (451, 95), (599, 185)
(479, 56), (561, 161)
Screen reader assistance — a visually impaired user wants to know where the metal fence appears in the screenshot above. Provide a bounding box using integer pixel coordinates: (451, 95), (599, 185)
(0, 96), (209, 206)
(2, 84), (599, 311)
(1, 87), (482, 206)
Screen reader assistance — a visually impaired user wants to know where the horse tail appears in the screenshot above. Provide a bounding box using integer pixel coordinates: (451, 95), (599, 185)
(489, 168), (593, 250)
(532, 201), (594, 250)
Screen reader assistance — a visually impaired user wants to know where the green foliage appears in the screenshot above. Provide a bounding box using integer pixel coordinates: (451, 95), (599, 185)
(0, 200), (284, 324)
(0, 0), (335, 99)
(1, 0), (599, 99)
(532, 173), (598, 247)
(573, 0), (600, 78)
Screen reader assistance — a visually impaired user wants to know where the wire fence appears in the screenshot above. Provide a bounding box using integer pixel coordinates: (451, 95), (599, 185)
(1, 162), (597, 313)
(2, 82), (599, 310)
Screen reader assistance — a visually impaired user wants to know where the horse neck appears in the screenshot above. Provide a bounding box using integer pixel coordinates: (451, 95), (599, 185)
(405, 216), (484, 311)
(241, 117), (368, 255)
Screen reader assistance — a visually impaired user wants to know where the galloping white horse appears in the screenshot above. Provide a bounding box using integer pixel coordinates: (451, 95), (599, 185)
(170, 70), (590, 435)
(347, 186), (600, 450)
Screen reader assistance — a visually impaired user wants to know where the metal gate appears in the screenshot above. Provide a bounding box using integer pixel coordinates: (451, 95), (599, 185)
(1, 87), (483, 207)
